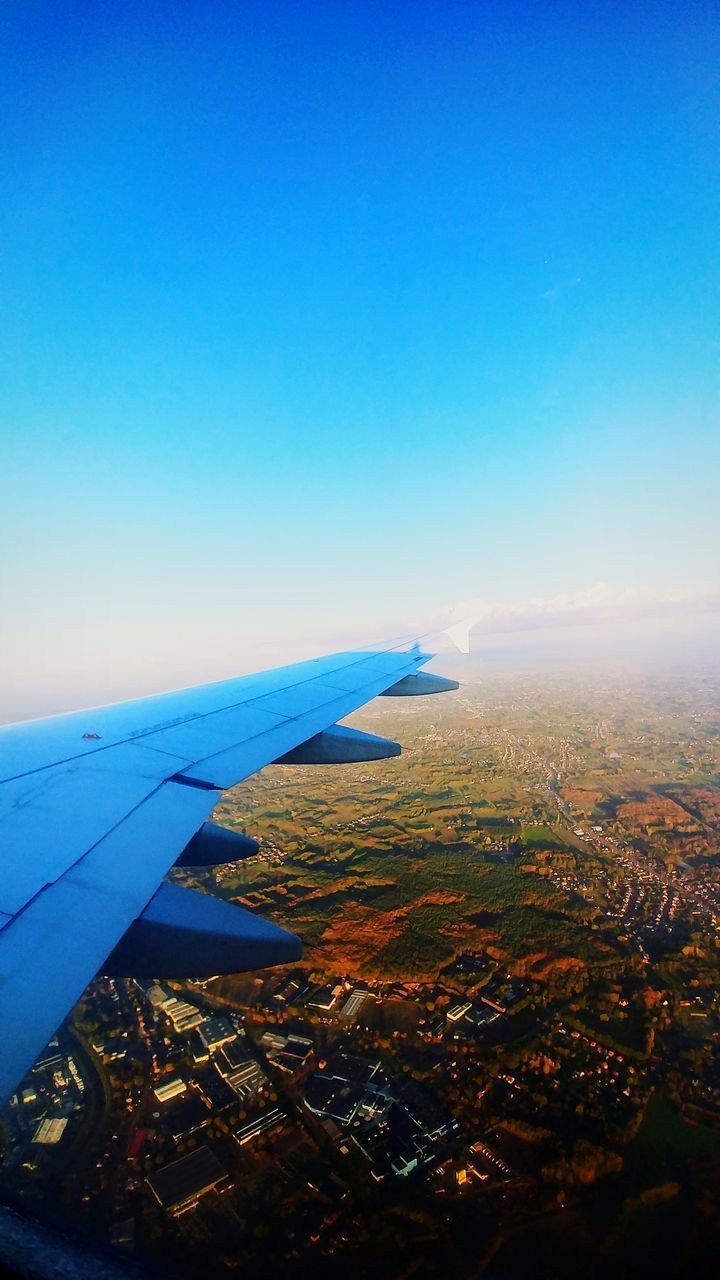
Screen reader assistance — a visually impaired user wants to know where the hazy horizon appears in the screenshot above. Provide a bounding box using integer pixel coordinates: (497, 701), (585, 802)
(2, 595), (718, 725)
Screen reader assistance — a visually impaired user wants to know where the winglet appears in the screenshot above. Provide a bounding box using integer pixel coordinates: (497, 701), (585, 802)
(443, 616), (477, 654)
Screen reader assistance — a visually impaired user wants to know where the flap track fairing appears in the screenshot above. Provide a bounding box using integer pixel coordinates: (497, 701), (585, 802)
(102, 882), (301, 978)
(275, 724), (401, 765)
(380, 672), (459, 696)
(175, 821), (259, 867)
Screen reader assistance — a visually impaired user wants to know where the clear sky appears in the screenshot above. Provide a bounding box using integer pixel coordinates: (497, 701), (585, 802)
(1, 1), (718, 718)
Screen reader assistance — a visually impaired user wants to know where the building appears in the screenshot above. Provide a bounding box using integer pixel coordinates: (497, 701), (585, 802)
(259, 1030), (287, 1052)
(396, 1078), (458, 1143)
(464, 1005), (499, 1029)
(161, 997), (203, 1033)
(303, 1054), (388, 1126)
(33, 1117), (68, 1144)
(259, 1029), (313, 1073)
(480, 982), (525, 1015)
(304, 1053), (456, 1181)
(235, 1107), (285, 1146)
(92, 1038), (127, 1061)
(33, 1045), (65, 1073)
(224, 1060), (267, 1100)
(199, 1016), (236, 1053)
(164, 1095), (211, 1141)
(189, 1031), (210, 1065)
(480, 994), (506, 1014)
(192, 1065), (238, 1112)
(447, 1002), (472, 1023)
(273, 976), (311, 1006)
(272, 1036), (313, 1073)
(219, 1038), (254, 1072)
(154, 1077), (187, 1104)
(145, 983), (170, 1008)
(307, 985), (339, 1012)
(146, 1145), (230, 1216)
(304, 1074), (365, 1125)
(341, 989), (368, 1021)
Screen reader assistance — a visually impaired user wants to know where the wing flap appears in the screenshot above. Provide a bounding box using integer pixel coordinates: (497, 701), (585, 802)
(0, 743), (192, 915)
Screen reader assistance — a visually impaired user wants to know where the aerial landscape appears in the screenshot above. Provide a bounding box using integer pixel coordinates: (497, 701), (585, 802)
(2, 659), (719, 1278)
(1, 1), (719, 1277)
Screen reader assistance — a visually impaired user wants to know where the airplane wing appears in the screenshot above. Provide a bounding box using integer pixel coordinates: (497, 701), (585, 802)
(0, 640), (458, 1104)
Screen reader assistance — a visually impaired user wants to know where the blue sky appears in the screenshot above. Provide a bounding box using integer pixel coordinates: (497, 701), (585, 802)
(1, 1), (718, 716)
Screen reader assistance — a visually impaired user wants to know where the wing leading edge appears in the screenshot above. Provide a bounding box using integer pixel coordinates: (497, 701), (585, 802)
(0, 641), (458, 1103)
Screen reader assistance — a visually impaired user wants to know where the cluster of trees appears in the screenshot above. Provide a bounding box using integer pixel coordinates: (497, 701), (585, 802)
(542, 1138), (623, 1186)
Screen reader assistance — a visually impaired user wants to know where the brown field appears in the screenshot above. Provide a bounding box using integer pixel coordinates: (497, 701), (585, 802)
(310, 891), (467, 975)
(664, 786), (720, 832)
(615, 794), (700, 832)
(520, 953), (587, 981)
(561, 787), (605, 813)
(313, 905), (406, 970)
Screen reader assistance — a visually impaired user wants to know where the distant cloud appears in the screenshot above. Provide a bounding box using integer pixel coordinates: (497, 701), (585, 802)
(443, 583), (720, 647)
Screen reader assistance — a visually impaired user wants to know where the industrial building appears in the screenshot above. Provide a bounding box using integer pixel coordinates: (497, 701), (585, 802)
(199, 1016), (236, 1053)
(307, 984), (341, 1012)
(303, 1053), (456, 1180)
(146, 1145), (230, 1216)
(153, 1077), (187, 1104)
(32, 1117), (68, 1145)
(234, 1107), (285, 1146)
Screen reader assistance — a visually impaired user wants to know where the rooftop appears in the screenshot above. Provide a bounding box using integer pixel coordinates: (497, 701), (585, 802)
(146, 1145), (229, 1215)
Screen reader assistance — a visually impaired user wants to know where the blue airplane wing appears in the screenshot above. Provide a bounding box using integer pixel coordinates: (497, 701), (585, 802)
(0, 642), (458, 1103)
